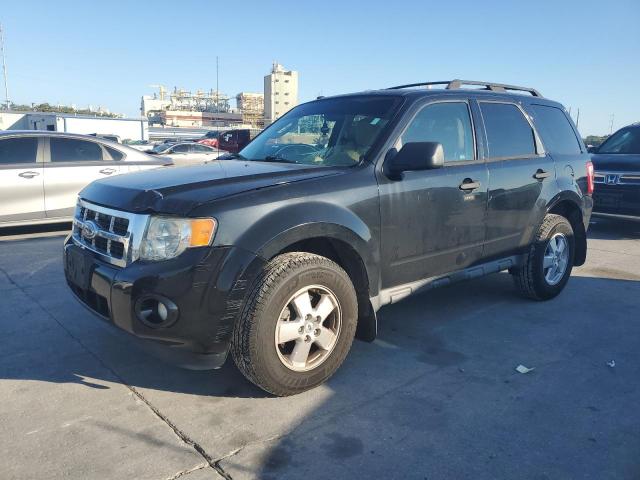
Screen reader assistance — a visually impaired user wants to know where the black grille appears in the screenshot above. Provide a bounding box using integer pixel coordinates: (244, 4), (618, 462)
(113, 217), (129, 236)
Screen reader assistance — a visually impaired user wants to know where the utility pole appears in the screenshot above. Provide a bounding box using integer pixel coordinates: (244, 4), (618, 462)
(216, 56), (219, 114)
(609, 114), (615, 134)
(0, 23), (9, 110)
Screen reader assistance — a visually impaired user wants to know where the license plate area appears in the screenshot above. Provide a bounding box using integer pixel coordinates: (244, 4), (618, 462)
(594, 193), (622, 209)
(66, 245), (93, 291)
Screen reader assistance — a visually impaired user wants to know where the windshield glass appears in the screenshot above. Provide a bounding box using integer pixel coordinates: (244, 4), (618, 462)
(240, 96), (401, 166)
(598, 127), (640, 154)
(152, 144), (172, 153)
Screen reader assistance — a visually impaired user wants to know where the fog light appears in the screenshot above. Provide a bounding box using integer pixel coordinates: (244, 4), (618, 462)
(134, 295), (178, 328)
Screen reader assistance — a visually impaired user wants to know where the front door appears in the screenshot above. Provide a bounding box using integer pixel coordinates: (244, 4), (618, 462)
(0, 135), (45, 224)
(378, 99), (488, 288)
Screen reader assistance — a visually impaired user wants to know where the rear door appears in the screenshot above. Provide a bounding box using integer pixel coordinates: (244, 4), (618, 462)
(0, 135), (45, 224)
(479, 101), (557, 258)
(43, 136), (124, 219)
(378, 98), (489, 287)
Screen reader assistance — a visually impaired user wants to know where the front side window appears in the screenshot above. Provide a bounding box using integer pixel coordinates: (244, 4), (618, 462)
(399, 102), (475, 162)
(531, 105), (581, 155)
(480, 103), (536, 158)
(50, 138), (103, 162)
(598, 127), (640, 154)
(240, 96), (401, 166)
(0, 137), (38, 165)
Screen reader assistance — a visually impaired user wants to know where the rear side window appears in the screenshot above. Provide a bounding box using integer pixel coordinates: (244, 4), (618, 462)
(0, 137), (38, 165)
(191, 144), (212, 152)
(50, 138), (104, 162)
(531, 105), (581, 155)
(172, 144), (189, 153)
(480, 103), (536, 158)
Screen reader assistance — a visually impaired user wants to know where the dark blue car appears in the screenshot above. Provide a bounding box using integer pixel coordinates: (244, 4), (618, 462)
(591, 123), (640, 220)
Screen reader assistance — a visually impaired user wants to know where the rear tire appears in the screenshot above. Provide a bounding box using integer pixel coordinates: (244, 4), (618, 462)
(231, 252), (358, 396)
(513, 214), (575, 300)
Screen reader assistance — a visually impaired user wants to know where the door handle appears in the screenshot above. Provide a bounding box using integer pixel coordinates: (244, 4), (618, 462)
(18, 171), (40, 179)
(459, 178), (481, 191)
(533, 169), (551, 180)
(100, 168), (116, 175)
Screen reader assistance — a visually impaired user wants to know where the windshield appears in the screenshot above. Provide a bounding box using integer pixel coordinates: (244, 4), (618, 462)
(152, 144), (172, 153)
(240, 96), (401, 166)
(598, 127), (640, 154)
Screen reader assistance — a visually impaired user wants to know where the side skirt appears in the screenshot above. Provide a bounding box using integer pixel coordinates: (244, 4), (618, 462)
(371, 254), (525, 312)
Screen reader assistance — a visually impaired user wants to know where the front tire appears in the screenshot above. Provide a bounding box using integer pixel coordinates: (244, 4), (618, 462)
(231, 252), (358, 396)
(513, 214), (575, 300)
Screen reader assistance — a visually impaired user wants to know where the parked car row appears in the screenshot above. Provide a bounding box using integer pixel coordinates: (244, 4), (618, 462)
(0, 131), (171, 227)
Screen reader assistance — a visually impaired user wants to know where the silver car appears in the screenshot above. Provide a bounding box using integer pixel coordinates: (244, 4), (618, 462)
(0, 131), (172, 227)
(149, 142), (224, 166)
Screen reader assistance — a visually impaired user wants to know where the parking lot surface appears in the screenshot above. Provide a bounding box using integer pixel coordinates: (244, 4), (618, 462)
(1, 219), (639, 479)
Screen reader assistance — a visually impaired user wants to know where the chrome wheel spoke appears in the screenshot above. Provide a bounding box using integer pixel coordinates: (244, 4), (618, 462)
(315, 327), (337, 350)
(278, 320), (302, 344)
(543, 254), (555, 269)
(314, 294), (336, 322)
(289, 339), (312, 369)
(292, 291), (313, 317)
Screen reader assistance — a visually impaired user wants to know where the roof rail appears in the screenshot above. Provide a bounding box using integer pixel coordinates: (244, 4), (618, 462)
(387, 79), (543, 97)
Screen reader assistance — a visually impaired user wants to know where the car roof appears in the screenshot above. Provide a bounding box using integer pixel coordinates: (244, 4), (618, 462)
(313, 82), (564, 109)
(0, 130), (154, 159)
(0, 130), (124, 144)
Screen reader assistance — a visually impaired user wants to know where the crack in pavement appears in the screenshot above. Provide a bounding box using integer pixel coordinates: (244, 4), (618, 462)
(0, 266), (232, 479)
(164, 462), (209, 480)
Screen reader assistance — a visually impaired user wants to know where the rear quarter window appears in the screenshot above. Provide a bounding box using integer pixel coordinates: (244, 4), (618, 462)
(531, 105), (582, 155)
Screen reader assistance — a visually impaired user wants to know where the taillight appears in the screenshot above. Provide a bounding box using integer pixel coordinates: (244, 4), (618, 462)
(586, 161), (594, 195)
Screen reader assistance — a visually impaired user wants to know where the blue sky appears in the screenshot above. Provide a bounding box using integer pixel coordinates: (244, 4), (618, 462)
(1, 0), (638, 135)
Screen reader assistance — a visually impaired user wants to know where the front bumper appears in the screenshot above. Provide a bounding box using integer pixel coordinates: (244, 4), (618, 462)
(63, 236), (265, 369)
(592, 184), (640, 218)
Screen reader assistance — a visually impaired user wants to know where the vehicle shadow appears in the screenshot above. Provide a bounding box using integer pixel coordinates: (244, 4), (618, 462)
(225, 273), (640, 479)
(588, 217), (640, 240)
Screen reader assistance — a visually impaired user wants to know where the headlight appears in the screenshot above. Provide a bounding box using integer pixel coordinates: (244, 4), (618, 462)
(140, 216), (217, 261)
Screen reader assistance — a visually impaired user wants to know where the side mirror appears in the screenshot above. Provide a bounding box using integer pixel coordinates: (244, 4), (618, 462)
(385, 142), (444, 178)
(587, 145), (598, 154)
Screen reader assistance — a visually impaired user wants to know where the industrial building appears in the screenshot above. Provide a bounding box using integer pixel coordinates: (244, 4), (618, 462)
(141, 86), (240, 128)
(236, 92), (265, 128)
(0, 111), (148, 140)
(264, 63), (298, 123)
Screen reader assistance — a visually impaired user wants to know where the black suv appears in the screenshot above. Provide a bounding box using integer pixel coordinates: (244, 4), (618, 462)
(64, 80), (593, 396)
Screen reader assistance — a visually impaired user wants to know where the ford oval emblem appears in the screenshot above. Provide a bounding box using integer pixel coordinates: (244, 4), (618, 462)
(82, 221), (99, 240)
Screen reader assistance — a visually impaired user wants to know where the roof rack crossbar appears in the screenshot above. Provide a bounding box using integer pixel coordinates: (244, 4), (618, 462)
(387, 79), (542, 97)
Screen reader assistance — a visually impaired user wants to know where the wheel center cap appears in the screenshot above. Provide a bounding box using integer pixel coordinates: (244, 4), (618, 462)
(306, 323), (313, 332)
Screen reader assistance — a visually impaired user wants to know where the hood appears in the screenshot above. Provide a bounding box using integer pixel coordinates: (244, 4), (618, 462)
(591, 153), (640, 172)
(80, 160), (344, 215)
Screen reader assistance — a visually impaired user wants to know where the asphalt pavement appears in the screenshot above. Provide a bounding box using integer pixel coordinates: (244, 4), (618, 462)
(1, 219), (639, 479)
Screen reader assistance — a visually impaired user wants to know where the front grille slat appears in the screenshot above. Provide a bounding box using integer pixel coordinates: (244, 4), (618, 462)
(72, 200), (137, 267)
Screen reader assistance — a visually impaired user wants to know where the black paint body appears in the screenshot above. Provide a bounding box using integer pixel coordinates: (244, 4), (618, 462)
(64, 88), (593, 368)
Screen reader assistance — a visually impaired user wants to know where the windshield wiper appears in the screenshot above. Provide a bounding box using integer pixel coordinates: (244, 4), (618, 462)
(263, 155), (299, 164)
